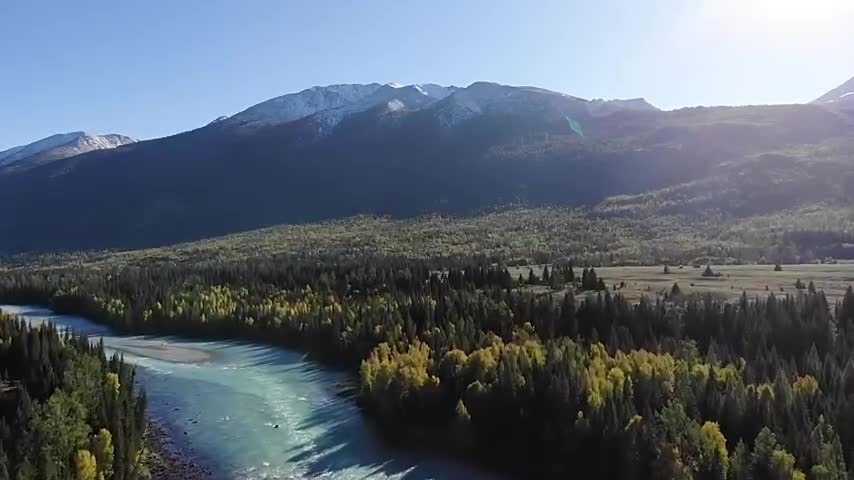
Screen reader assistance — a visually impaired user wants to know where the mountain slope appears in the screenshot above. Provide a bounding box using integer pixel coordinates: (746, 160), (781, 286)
(223, 83), (383, 128)
(0, 131), (135, 173)
(0, 81), (851, 254)
(0, 132), (89, 166)
(813, 76), (854, 106)
(223, 83), (459, 134)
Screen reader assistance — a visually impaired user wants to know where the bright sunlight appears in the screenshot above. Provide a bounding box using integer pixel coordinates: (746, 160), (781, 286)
(713, 0), (853, 34)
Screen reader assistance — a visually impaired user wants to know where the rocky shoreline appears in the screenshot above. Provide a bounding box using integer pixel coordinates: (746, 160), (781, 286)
(143, 419), (213, 479)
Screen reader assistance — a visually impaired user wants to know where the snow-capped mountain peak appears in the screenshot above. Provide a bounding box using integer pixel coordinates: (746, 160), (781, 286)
(0, 132), (87, 166)
(0, 132), (136, 171)
(224, 83), (384, 128)
(216, 81), (661, 133)
(224, 83), (458, 132)
(433, 82), (581, 127)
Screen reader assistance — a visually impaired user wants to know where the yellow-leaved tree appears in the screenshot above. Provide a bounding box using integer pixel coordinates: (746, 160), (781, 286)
(91, 428), (115, 480)
(105, 373), (120, 396)
(75, 450), (97, 480)
(700, 421), (729, 479)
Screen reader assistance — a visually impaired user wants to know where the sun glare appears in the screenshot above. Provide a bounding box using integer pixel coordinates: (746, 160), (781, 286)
(710, 0), (852, 37)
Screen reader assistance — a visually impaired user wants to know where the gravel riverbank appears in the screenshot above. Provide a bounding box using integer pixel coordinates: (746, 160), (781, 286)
(144, 420), (213, 479)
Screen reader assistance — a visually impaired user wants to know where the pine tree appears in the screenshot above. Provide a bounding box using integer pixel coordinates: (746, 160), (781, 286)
(0, 442), (8, 480)
(550, 270), (564, 290)
(559, 291), (577, 338)
(841, 287), (854, 334)
(729, 440), (750, 480)
(584, 268), (599, 290)
(528, 268), (539, 285)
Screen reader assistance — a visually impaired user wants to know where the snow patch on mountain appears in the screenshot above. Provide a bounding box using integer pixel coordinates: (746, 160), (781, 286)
(0, 132), (136, 170)
(0, 132), (88, 166)
(224, 80), (659, 133)
(817, 90), (854, 104)
(307, 84), (456, 133)
(812, 76), (854, 105)
(47, 134), (135, 158)
(228, 83), (459, 133)
(207, 116), (229, 126)
(386, 99), (406, 111)
(224, 84), (384, 128)
(433, 82), (585, 127)
(434, 82), (518, 127)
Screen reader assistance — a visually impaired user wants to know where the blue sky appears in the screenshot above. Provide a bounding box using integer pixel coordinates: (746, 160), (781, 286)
(2, 0), (853, 150)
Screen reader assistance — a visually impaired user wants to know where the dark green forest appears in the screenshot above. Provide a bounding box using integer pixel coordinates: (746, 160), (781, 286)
(0, 313), (147, 479)
(2, 257), (854, 479)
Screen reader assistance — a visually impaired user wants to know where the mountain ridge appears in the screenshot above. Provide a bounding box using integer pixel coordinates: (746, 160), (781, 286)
(0, 79), (851, 253)
(813, 76), (854, 106)
(218, 81), (657, 133)
(0, 131), (136, 173)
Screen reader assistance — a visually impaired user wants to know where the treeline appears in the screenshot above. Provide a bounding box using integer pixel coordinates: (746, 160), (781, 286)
(1, 258), (854, 478)
(783, 230), (854, 260)
(0, 312), (147, 480)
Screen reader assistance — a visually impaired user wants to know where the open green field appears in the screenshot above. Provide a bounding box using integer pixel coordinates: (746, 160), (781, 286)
(511, 263), (854, 304)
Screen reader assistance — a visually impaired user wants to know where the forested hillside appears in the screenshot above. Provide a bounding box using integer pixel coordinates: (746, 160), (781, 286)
(9, 202), (854, 272)
(2, 256), (854, 478)
(0, 312), (147, 479)
(1, 82), (853, 253)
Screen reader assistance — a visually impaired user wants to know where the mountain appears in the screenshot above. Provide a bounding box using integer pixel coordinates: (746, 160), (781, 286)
(0, 80), (851, 254)
(0, 132), (84, 166)
(223, 83), (383, 128)
(207, 116), (229, 126)
(813, 76), (854, 106)
(223, 83), (458, 133)
(0, 131), (135, 174)
(586, 98), (659, 117)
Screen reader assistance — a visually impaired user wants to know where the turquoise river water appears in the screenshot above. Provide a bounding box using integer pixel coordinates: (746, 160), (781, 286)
(2, 305), (496, 480)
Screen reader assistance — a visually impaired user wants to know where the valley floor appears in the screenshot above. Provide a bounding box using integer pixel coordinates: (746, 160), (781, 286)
(514, 262), (854, 304)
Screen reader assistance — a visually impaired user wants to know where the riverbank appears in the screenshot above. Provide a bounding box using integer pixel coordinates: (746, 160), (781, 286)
(143, 419), (212, 480)
(115, 339), (214, 364)
(4, 302), (500, 479)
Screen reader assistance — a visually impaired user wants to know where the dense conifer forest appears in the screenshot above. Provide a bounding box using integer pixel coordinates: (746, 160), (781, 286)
(2, 257), (854, 478)
(0, 312), (147, 479)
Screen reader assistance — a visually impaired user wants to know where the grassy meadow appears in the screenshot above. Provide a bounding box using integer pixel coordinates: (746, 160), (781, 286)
(512, 263), (854, 304)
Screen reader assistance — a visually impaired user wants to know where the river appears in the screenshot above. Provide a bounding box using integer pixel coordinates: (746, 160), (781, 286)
(1, 305), (495, 480)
